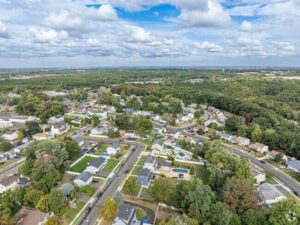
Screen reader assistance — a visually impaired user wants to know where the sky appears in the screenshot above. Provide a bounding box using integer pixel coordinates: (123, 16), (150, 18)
(0, 0), (299, 68)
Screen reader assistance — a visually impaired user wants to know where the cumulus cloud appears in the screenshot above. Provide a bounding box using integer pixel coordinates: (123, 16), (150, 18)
(179, 0), (230, 27)
(97, 4), (118, 21)
(194, 41), (223, 52)
(240, 21), (252, 31)
(0, 21), (9, 38)
(45, 10), (83, 30)
(29, 27), (68, 43)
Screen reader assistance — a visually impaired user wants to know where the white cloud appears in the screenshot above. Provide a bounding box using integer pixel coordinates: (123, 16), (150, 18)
(97, 4), (118, 21)
(179, 0), (230, 27)
(194, 41), (223, 52)
(0, 21), (8, 38)
(45, 10), (83, 30)
(29, 27), (68, 43)
(240, 21), (252, 31)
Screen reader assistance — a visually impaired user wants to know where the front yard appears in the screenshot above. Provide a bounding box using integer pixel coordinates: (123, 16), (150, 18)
(103, 159), (120, 173)
(69, 155), (96, 173)
(62, 200), (86, 224)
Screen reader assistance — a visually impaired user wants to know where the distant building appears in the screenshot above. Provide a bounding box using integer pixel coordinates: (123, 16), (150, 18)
(16, 207), (52, 225)
(233, 136), (251, 146)
(48, 115), (64, 124)
(32, 132), (51, 141)
(251, 168), (266, 184)
(144, 155), (157, 172)
(0, 174), (19, 193)
(9, 115), (37, 124)
(85, 157), (107, 174)
(258, 183), (286, 205)
(2, 130), (18, 141)
(287, 160), (300, 173)
(112, 204), (139, 225)
(74, 172), (93, 187)
(58, 183), (74, 199)
(107, 143), (120, 155)
(50, 123), (70, 136)
(267, 150), (288, 163)
(0, 119), (13, 129)
(249, 143), (269, 153)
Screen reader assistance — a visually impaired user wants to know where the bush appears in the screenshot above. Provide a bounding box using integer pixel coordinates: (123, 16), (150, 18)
(136, 207), (147, 220)
(79, 185), (96, 197)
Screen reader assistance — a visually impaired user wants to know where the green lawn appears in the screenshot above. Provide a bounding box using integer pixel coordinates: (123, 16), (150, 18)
(63, 200), (86, 223)
(173, 162), (210, 184)
(131, 166), (143, 175)
(137, 156), (147, 166)
(103, 159), (119, 173)
(70, 155), (96, 173)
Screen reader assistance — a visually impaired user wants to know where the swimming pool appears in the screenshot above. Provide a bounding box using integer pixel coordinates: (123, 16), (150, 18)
(172, 168), (189, 173)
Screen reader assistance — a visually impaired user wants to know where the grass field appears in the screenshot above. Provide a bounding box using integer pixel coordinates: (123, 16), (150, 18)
(131, 165), (143, 175)
(137, 156), (147, 166)
(103, 159), (119, 173)
(70, 155), (96, 173)
(62, 200), (86, 223)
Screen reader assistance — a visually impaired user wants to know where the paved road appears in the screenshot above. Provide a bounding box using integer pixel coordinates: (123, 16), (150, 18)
(181, 130), (300, 195)
(78, 142), (145, 225)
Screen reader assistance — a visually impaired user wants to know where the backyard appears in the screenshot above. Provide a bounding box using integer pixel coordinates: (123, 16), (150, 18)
(69, 155), (96, 173)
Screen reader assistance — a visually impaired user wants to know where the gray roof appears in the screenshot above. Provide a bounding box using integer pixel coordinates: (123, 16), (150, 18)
(89, 157), (106, 169)
(258, 183), (285, 201)
(287, 160), (300, 170)
(139, 168), (151, 178)
(110, 143), (120, 149)
(153, 139), (164, 146)
(116, 204), (135, 223)
(59, 183), (74, 197)
(76, 171), (92, 182)
(251, 168), (264, 177)
(145, 155), (156, 165)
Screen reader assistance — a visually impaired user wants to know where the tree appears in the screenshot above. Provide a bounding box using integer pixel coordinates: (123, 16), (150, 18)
(225, 116), (240, 133)
(241, 209), (268, 225)
(150, 177), (176, 205)
(235, 157), (251, 180)
(269, 200), (300, 225)
(62, 137), (81, 160)
(36, 195), (49, 212)
(122, 177), (139, 196)
(45, 216), (62, 225)
(113, 191), (123, 208)
(222, 177), (259, 214)
(251, 125), (263, 142)
(159, 215), (198, 225)
(0, 142), (12, 152)
(100, 197), (117, 220)
(194, 110), (202, 119)
(25, 121), (41, 136)
(209, 167), (232, 192)
(209, 202), (239, 225)
(23, 188), (44, 208)
(48, 190), (65, 214)
(92, 115), (100, 127)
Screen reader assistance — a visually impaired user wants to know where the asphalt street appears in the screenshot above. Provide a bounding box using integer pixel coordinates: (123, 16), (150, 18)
(78, 142), (144, 225)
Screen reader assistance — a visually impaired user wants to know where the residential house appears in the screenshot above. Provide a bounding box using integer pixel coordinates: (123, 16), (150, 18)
(287, 160), (300, 173)
(136, 168), (152, 188)
(159, 160), (172, 172)
(58, 183), (74, 199)
(0, 104), (15, 112)
(2, 130), (18, 141)
(0, 119), (13, 129)
(258, 183), (286, 205)
(121, 130), (139, 140)
(32, 132), (51, 141)
(85, 157), (107, 174)
(107, 143), (120, 155)
(90, 127), (108, 136)
(4, 149), (17, 159)
(0, 154), (7, 163)
(48, 115), (64, 124)
(16, 207), (52, 225)
(249, 143), (269, 153)
(50, 123), (70, 136)
(217, 131), (234, 142)
(74, 172), (93, 187)
(43, 91), (66, 97)
(144, 155), (157, 171)
(0, 174), (19, 193)
(251, 168), (266, 184)
(234, 136), (250, 146)
(9, 115), (37, 124)
(267, 150), (288, 163)
(112, 204), (139, 225)
(152, 140), (171, 156)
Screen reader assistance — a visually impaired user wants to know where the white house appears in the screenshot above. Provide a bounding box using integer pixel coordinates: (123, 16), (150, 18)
(48, 115), (64, 124)
(4, 150), (17, 159)
(258, 183), (286, 205)
(144, 155), (157, 172)
(287, 160), (300, 173)
(251, 168), (266, 184)
(106, 143), (120, 155)
(152, 139), (171, 156)
(32, 132), (51, 141)
(0, 174), (19, 193)
(234, 136), (251, 146)
(0, 119), (13, 130)
(85, 157), (107, 174)
(0, 154), (7, 163)
(2, 130), (18, 141)
(73, 172), (93, 187)
(50, 123), (70, 136)
(249, 143), (269, 153)
(90, 127), (108, 137)
(9, 116), (37, 124)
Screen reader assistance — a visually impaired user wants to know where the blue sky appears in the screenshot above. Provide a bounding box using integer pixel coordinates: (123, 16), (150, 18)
(0, 0), (299, 68)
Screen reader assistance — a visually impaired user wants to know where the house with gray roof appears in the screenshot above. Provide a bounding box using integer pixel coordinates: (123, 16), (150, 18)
(85, 157), (107, 174)
(136, 168), (152, 188)
(251, 168), (266, 184)
(74, 172), (93, 187)
(287, 160), (300, 173)
(107, 143), (121, 155)
(112, 204), (139, 225)
(58, 183), (74, 199)
(258, 183), (286, 205)
(144, 155), (157, 171)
